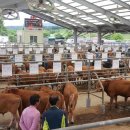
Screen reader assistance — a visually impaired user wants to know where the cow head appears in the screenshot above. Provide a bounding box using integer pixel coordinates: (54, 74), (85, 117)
(56, 83), (65, 94)
(96, 80), (110, 92)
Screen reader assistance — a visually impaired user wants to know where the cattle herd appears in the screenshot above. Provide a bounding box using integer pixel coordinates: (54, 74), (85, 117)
(0, 82), (78, 129)
(0, 43), (130, 129)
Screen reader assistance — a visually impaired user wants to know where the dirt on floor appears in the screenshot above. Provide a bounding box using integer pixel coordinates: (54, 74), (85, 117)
(74, 92), (130, 130)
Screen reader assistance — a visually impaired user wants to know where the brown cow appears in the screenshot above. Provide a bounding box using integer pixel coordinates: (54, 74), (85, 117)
(96, 79), (129, 109)
(40, 86), (65, 110)
(5, 88), (49, 114)
(58, 82), (78, 124)
(0, 93), (22, 129)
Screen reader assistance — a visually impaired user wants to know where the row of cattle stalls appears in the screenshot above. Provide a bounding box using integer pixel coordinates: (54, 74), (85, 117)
(0, 43), (130, 112)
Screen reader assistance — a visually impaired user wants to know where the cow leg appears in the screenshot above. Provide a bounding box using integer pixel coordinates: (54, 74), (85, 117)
(8, 113), (15, 129)
(15, 111), (20, 130)
(69, 112), (74, 124)
(110, 97), (114, 110)
(114, 96), (118, 108)
(124, 97), (128, 108)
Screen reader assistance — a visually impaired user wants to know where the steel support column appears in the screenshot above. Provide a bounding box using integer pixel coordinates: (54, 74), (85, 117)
(73, 29), (78, 45)
(97, 29), (102, 44)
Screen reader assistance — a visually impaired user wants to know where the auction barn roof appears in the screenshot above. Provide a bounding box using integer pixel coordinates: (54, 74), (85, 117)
(0, 0), (130, 32)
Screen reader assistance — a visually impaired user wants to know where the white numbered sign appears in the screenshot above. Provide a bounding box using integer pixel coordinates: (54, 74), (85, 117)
(19, 47), (23, 51)
(92, 45), (96, 51)
(116, 52), (121, 59)
(102, 53), (108, 61)
(53, 62), (61, 73)
(48, 48), (53, 53)
(15, 54), (23, 63)
(70, 48), (74, 53)
(35, 48), (40, 54)
(54, 54), (61, 61)
(112, 60), (119, 69)
(71, 53), (77, 60)
(25, 48), (30, 54)
(35, 54), (42, 64)
(75, 61), (82, 71)
(13, 48), (18, 54)
(87, 53), (93, 62)
(59, 48), (64, 53)
(29, 48), (32, 51)
(29, 63), (39, 74)
(2, 64), (12, 77)
(7, 48), (12, 52)
(0, 48), (6, 55)
(94, 60), (101, 70)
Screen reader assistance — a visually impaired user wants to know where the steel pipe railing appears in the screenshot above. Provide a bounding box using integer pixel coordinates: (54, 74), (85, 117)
(53, 117), (130, 130)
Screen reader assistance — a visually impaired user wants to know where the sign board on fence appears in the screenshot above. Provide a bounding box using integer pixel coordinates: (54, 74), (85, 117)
(40, 48), (43, 52)
(29, 63), (38, 74)
(13, 48), (18, 54)
(48, 48), (53, 53)
(122, 47), (125, 52)
(102, 53), (108, 61)
(2, 64), (12, 77)
(53, 62), (61, 73)
(58, 42), (61, 46)
(104, 48), (108, 52)
(7, 48), (12, 52)
(19, 47), (23, 51)
(35, 54), (42, 64)
(35, 48), (40, 54)
(108, 47), (111, 51)
(116, 52), (121, 59)
(113, 47), (119, 52)
(92, 45), (96, 51)
(0, 48), (6, 55)
(15, 54), (23, 65)
(29, 47), (32, 51)
(100, 45), (103, 51)
(25, 48), (30, 54)
(94, 60), (101, 70)
(59, 48), (64, 53)
(70, 48), (74, 53)
(87, 53), (93, 62)
(54, 54), (61, 61)
(112, 60), (119, 69)
(75, 61), (82, 71)
(71, 53), (77, 60)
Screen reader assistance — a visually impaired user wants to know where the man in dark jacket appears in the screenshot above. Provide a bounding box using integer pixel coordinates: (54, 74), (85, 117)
(42, 95), (68, 130)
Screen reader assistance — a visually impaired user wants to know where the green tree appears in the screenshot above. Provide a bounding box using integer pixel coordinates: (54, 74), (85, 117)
(103, 34), (111, 40)
(111, 33), (124, 41)
(0, 18), (8, 36)
(8, 30), (17, 42)
(43, 29), (50, 37)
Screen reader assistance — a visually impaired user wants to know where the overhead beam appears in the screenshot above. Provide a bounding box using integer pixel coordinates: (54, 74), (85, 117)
(42, 11), (87, 31)
(111, 0), (130, 10)
(73, 0), (130, 26)
(55, 0), (114, 28)
(53, 8), (98, 30)
(0, 0), (24, 8)
(22, 9), (75, 30)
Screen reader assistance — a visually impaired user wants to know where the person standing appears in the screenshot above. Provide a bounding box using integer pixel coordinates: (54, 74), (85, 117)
(19, 94), (40, 130)
(42, 95), (68, 130)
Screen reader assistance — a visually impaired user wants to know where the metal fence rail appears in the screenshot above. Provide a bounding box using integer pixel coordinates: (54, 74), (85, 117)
(53, 117), (130, 130)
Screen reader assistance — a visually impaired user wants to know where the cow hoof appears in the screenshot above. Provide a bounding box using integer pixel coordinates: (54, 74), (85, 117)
(70, 122), (74, 125)
(7, 127), (10, 130)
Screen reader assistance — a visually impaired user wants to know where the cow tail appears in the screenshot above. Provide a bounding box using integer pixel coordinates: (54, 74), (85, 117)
(19, 98), (23, 116)
(69, 94), (75, 109)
